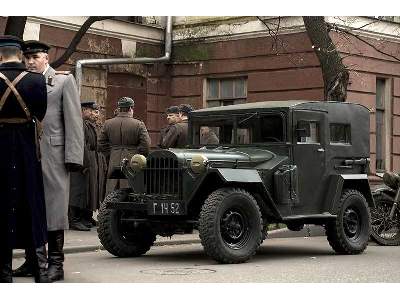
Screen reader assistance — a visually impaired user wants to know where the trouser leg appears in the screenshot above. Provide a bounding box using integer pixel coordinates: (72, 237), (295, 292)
(47, 230), (64, 282)
(0, 247), (13, 283)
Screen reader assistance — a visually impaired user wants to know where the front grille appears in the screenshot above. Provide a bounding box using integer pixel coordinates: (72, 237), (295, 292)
(144, 156), (182, 198)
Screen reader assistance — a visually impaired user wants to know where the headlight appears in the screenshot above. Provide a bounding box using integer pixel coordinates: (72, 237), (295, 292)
(190, 154), (208, 174)
(130, 154), (147, 172)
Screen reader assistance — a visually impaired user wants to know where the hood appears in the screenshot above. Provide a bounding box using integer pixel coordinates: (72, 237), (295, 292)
(149, 147), (275, 168)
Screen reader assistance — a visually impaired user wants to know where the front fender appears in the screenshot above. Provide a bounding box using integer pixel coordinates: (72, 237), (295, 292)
(216, 168), (263, 183)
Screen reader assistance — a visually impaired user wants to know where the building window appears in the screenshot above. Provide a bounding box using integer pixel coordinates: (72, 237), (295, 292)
(330, 123), (351, 144)
(376, 78), (392, 172)
(375, 78), (386, 172)
(112, 17), (143, 24)
(206, 77), (247, 107)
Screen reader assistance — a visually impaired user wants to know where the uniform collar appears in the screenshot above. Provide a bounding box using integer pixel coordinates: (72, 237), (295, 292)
(42, 64), (50, 75)
(117, 112), (132, 118)
(44, 65), (55, 79)
(0, 61), (27, 71)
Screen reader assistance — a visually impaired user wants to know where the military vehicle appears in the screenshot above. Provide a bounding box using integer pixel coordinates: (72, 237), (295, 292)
(98, 100), (373, 263)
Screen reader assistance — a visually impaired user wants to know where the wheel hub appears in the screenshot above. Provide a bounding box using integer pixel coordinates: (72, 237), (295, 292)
(343, 207), (360, 238)
(220, 209), (250, 249)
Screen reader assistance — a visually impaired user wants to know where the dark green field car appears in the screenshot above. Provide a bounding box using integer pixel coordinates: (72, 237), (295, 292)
(98, 100), (373, 263)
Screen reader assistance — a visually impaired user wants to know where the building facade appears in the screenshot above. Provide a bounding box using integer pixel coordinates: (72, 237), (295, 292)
(1, 16), (399, 176)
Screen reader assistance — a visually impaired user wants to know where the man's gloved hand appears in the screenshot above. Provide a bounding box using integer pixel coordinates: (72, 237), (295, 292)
(65, 163), (84, 173)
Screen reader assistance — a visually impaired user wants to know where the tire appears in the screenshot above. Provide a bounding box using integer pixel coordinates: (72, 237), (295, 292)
(370, 193), (400, 246)
(326, 189), (371, 254)
(97, 189), (156, 257)
(199, 187), (263, 263)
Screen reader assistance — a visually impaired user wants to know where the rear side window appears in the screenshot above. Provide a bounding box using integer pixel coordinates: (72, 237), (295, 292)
(330, 123), (351, 144)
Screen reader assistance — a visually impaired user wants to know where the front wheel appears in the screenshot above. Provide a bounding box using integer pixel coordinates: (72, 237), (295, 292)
(199, 187), (263, 263)
(97, 189), (156, 257)
(370, 193), (400, 246)
(326, 189), (370, 254)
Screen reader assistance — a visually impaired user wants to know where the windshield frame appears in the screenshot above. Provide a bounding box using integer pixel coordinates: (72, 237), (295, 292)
(189, 110), (287, 147)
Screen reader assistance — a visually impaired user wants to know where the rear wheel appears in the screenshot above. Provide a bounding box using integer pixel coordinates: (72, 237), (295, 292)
(97, 189), (156, 257)
(326, 189), (370, 254)
(370, 193), (400, 246)
(199, 187), (263, 263)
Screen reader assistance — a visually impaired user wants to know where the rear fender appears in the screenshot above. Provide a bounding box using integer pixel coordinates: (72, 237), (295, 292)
(326, 174), (375, 213)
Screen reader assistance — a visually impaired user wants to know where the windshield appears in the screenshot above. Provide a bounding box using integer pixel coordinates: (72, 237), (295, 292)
(192, 113), (285, 146)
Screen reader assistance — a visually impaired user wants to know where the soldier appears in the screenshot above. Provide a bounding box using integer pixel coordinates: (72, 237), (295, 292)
(0, 35), (49, 283)
(160, 103), (193, 148)
(13, 40), (84, 282)
(200, 126), (219, 145)
(98, 97), (151, 195)
(69, 101), (99, 231)
(158, 105), (179, 148)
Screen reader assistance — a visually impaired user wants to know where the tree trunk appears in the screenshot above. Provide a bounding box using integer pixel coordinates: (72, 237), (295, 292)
(4, 17), (27, 38)
(303, 16), (349, 102)
(50, 16), (110, 69)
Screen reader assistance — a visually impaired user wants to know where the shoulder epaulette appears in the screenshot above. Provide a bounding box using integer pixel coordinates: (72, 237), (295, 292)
(55, 71), (71, 75)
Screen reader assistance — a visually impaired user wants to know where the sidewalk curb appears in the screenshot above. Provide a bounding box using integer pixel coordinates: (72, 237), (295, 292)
(13, 238), (202, 259)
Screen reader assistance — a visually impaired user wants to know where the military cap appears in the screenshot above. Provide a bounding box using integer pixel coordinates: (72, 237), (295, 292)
(23, 40), (51, 55)
(117, 97), (135, 108)
(178, 103), (194, 115)
(166, 105), (179, 114)
(81, 100), (98, 110)
(0, 35), (23, 49)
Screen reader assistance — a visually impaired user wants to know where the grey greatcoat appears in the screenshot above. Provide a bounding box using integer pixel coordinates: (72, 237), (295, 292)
(40, 66), (84, 231)
(98, 112), (150, 195)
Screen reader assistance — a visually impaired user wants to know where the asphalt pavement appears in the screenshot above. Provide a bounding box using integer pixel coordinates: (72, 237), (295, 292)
(13, 224), (326, 258)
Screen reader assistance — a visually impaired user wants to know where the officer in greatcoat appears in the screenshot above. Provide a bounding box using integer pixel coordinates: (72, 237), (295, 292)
(158, 105), (179, 148)
(98, 97), (151, 195)
(0, 35), (49, 283)
(160, 103), (193, 148)
(12, 40), (84, 282)
(69, 101), (100, 231)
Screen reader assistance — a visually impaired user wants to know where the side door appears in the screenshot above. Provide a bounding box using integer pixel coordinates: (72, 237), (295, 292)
(292, 110), (327, 214)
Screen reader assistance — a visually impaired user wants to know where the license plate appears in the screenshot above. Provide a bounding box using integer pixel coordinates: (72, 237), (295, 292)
(148, 201), (184, 215)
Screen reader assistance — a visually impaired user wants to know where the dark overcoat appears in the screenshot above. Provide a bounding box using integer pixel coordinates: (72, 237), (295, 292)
(160, 120), (189, 148)
(98, 112), (150, 195)
(69, 120), (99, 210)
(0, 62), (47, 249)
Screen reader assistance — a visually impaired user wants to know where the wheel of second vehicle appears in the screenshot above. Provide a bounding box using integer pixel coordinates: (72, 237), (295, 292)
(370, 192), (400, 246)
(199, 187), (263, 264)
(326, 189), (370, 254)
(97, 189), (156, 257)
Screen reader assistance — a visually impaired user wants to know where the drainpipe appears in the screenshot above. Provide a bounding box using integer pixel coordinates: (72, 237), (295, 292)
(75, 16), (173, 96)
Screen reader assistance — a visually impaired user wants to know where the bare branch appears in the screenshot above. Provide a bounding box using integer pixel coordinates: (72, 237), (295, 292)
(50, 16), (110, 69)
(4, 17), (27, 38)
(334, 25), (400, 62)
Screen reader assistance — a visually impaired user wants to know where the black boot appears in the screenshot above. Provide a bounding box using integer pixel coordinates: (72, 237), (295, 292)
(12, 248), (35, 277)
(81, 209), (94, 228)
(0, 248), (13, 283)
(69, 207), (90, 231)
(32, 246), (50, 283)
(48, 230), (64, 282)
